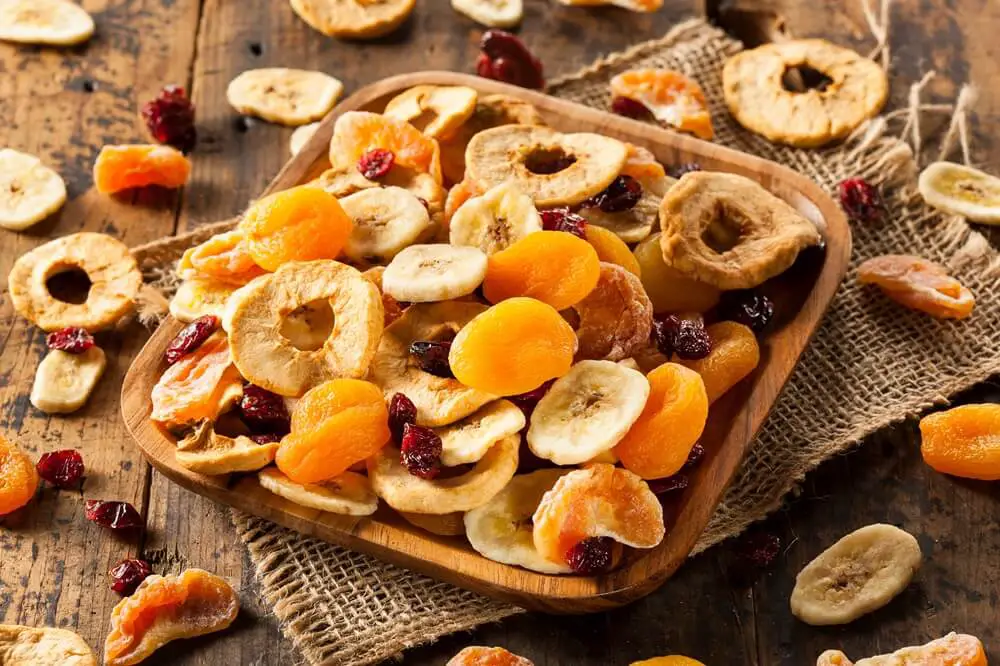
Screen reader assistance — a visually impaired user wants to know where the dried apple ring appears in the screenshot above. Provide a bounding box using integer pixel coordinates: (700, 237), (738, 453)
(0, 625), (96, 666)
(9, 232), (141, 331)
(223, 260), (383, 397)
(104, 569), (239, 666)
(580, 174), (671, 244)
(383, 85), (478, 140)
(610, 69), (713, 140)
(329, 111), (442, 183)
(857, 254), (975, 320)
(368, 435), (519, 514)
(574, 263), (653, 362)
(258, 467), (378, 516)
(532, 463), (664, 565)
(177, 230), (266, 286)
(465, 125), (627, 207)
(659, 172), (821, 290)
(175, 420), (278, 475)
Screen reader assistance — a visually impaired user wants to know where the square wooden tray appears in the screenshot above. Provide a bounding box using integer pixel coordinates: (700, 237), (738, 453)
(122, 71), (850, 613)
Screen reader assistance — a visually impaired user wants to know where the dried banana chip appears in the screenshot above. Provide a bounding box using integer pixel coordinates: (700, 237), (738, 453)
(918, 161), (1000, 224)
(0, 0), (94, 46)
(0, 148), (66, 231)
(384, 85), (478, 140)
(289, 0), (415, 39)
(436, 399), (525, 466)
(451, 0), (522, 28)
(30, 347), (106, 414)
(259, 467), (378, 516)
(227, 68), (343, 126)
(289, 121), (322, 156)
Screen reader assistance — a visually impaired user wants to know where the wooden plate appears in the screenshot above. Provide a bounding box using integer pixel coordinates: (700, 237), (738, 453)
(121, 72), (850, 613)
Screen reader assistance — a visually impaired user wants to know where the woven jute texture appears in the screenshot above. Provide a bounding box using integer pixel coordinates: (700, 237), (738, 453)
(131, 18), (1000, 666)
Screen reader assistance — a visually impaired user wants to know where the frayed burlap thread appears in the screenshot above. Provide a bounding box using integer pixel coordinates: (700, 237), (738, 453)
(131, 19), (1000, 666)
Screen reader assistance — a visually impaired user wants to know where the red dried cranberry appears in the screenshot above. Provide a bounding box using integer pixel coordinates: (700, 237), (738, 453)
(239, 385), (290, 434)
(721, 290), (774, 333)
(141, 85), (196, 152)
(509, 378), (556, 418)
(250, 432), (283, 445)
(648, 474), (689, 495)
(84, 500), (143, 531)
(36, 450), (85, 489)
(651, 314), (681, 356)
(45, 327), (95, 354)
(736, 531), (782, 569)
(400, 423), (442, 479)
(540, 208), (587, 239)
(672, 319), (712, 360)
(409, 340), (454, 378)
(358, 148), (394, 179)
(838, 177), (884, 224)
(565, 536), (614, 575)
(477, 30), (544, 89)
(683, 442), (706, 469)
(389, 393), (418, 444)
(585, 175), (642, 213)
(164, 315), (219, 365)
(109, 558), (153, 596)
(667, 162), (702, 179)
(610, 96), (652, 120)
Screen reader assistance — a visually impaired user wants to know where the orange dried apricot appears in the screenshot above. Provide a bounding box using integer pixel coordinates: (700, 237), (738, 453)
(611, 69), (714, 140)
(483, 231), (600, 311)
(0, 435), (39, 515)
(920, 404), (1000, 480)
(614, 362), (708, 479)
(675, 321), (760, 403)
(633, 233), (720, 313)
(240, 185), (353, 272)
(93, 144), (191, 194)
(584, 224), (641, 277)
(276, 378), (390, 484)
(151, 332), (243, 427)
(450, 297), (577, 396)
(816, 633), (986, 666)
(178, 230), (267, 286)
(104, 568), (239, 666)
(857, 254), (975, 320)
(330, 111), (442, 183)
(632, 658), (707, 666)
(448, 646), (535, 666)
(621, 143), (667, 181)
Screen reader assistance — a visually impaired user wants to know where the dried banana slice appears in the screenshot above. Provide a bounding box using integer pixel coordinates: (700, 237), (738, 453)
(0, 624), (96, 666)
(791, 523), (922, 626)
(30, 347), (106, 414)
(579, 174), (671, 244)
(466, 125), (628, 207)
(436, 399), (525, 466)
(259, 467), (378, 516)
(289, 121), (321, 156)
(369, 302), (496, 426)
(175, 420), (278, 475)
(449, 181), (542, 255)
(340, 186), (433, 264)
(451, 0), (522, 27)
(169, 279), (236, 323)
(223, 260), (383, 397)
(722, 39), (888, 148)
(527, 360), (649, 465)
(382, 244), (487, 303)
(0, 148), (67, 231)
(368, 435), (518, 514)
(0, 0), (94, 46)
(290, 0), (415, 39)
(227, 68), (343, 126)
(9, 233), (142, 331)
(399, 510), (466, 536)
(918, 162), (1000, 224)
(384, 85), (478, 140)
(464, 469), (573, 574)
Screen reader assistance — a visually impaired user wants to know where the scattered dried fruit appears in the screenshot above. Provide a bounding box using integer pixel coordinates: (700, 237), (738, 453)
(31, 346), (107, 414)
(109, 558), (153, 596)
(816, 633), (986, 666)
(226, 67), (343, 126)
(36, 449), (84, 489)
(918, 162), (1000, 224)
(0, 435), (39, 515)
(93, 144), (191, 194)
(0, 148), (67, 231)
(447, 646), (535, 666)
(476, 30), (544, 89)
(141, 85), (196, 152)
(857, 254), (975, 319)
(84, 500), (143, 531)
(164, 315), (219, 365)
(46, 327), (95, 354)
(0, 624), (96, 665)
(0, 0), (95, 46)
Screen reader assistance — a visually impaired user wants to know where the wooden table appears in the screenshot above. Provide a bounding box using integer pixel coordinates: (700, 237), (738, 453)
(1, 1), (998, 664)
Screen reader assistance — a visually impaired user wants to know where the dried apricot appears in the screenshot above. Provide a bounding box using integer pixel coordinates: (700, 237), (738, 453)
(584, 224), (641, 276)
(857, 254), (975, 319)
(816, 632), (986, 666)
(104, 568), (239, 666)
(632, 658), (707, 666)
(675, 321), (760, 403)
(178, 230), (267, 286)
(610, 69), (714, 140)
(240, 185), (353, 272)
(633, 233), (720, 313)
(621, 143), (668, 181)
(329, 111), (442, 183)
(0, 435), (39, 515)
(276, 379), (390, 484)
(447, 646), (535, 666)
(151, 332), (243, 427)
(614, 362), (708, 479)
(919, 404), (1000, 480)
(483, 231), (600, 311)
(450, 297), (577, 396)
(93, 144), (191, 194)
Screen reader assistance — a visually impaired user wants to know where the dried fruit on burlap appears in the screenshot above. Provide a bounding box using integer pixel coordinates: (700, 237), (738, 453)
(857, 254), (975, 320)
(447, 646), (535, 666)
(675, 321), (760, 403)
(151, 332), (243, 427)
(610, 69), (713, 139)
(227, 68), (343, 126)
(103, 569), (239, 666)
(919, 404), (1000, 480)
(0, 435), (39, 515)
(290, 0), (416, 39)
(0, 624), (96, 665)
(815, 632), (986, 666)
(93, 145), (190, 194)
(918, 161), (1000, 225)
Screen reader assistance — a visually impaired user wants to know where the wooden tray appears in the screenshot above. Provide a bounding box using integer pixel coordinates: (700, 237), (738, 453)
(122, 71), (850, 613)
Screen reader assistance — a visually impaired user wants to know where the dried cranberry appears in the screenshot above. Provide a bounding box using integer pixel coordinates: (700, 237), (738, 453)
(565, 536), (614, 575)
(141, 85), (196, 152)
(721, 290), (774, 333)
(358, 148), (394, 180)
(477, 30), (545, 90)
(736, 531), (782, 569)
(108, 558), (152, 596)
(389, 393), (418, 444)
(36, 450), (85, 489)
(838, 177), (884, 224)
(249, 432), (283, 445)
(683, 442), (706, 469)
(509, 378), (556, 418)
(409, 340), (454, 378)
(84, 500), (143, 531)
(610, 96), (652, 120)
(540, 208), (587, 239)
(239, 385), (290, 434)
(672, 319), (712, 360)
(667, 162), (702, 179)
(400, 423), (442, 480)
(648, 474), (689, 495)
(164, 315), (219, 365)
(584, 175), (642, 213)
(45, 327), (95, 354)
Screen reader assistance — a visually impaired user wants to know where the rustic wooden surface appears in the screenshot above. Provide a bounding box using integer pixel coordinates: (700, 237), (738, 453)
(0, 0), (997, 664)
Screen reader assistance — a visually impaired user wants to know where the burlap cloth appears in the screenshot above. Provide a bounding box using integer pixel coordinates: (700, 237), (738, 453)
(131, 18), (1000, 666)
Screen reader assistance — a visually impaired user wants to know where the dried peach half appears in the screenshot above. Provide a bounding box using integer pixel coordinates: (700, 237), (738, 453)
(632, 658), (707, 666)
(816, 632), (986, 666)
(920, 404), (1000, 480)
(150, 332), (243, 428)
(857, 254), (975, 320)
(329, 111), (442, 183)
(447, 646), (535, 666)
(177, 230), (267, 286)
(611, 69), (713, 140)
(0, 435), (39, 515)
(675, 321), (760, 403)
(93, 144), (191, 194)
